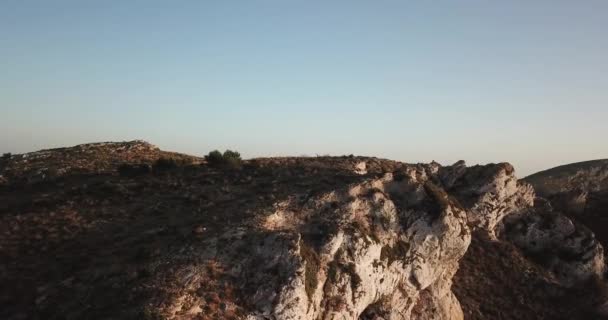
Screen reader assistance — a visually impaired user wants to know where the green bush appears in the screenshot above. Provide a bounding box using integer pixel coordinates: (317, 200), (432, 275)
(222, 150), (241, 160)
(205, 149), (242, 168)
(222, 150), (242, 168)
(1, 152), (11, 159)
(205, 150), (224, 166)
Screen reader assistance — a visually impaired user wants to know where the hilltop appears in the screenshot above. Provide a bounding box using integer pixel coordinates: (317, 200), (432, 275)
(525, 159), (608, 197)
(0, 142), (605, 320)
(0, 141), (201, 186)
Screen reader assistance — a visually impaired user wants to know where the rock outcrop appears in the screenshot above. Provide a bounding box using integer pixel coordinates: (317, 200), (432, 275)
(132, 160), (540, 320)
(523, 159), (608, 258)
(1, 142), (605, 320)
(524, 159), (608, 217)
(246, 168), (472, 320)
(499, 198), (605, 286)
(439, 161), (535, 237)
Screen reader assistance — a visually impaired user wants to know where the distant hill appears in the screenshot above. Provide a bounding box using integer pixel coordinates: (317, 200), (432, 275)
(524, 159), (608, 250)
(0, 140), (201, 186)
(524, 159), (608, 196)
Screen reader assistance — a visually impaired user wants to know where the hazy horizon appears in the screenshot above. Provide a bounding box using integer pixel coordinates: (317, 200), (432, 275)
(2, 1), (607, 176)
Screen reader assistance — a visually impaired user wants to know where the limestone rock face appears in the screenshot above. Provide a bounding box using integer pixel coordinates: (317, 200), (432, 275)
(150, 161), (538, 320)
(210, 168), (472, 320)
(520, 160), (608, 292)
(439, 162), (535, 237)
(354, 161), (368, 175)
(500, 198), (605, 286)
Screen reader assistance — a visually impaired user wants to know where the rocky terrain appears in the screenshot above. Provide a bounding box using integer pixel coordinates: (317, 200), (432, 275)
(524, 159), (608, 247)
(0, 141), (606, 319)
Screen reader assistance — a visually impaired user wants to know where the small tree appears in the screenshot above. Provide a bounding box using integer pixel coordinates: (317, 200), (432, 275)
(222, 150), (242, 168)
(2, 152), (11, 159)
(205, 150), (224, 166)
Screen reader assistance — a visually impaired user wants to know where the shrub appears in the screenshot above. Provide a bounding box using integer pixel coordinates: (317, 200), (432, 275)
(205, 149), (242, 168)
(1, 152), (11, 159)
(154, 157), (178, 171)
(222, 150), (240, 160)
(222, 150), (242, 168)
(205, 150), (224, 166)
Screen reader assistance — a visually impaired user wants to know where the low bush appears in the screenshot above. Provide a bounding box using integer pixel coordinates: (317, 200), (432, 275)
(222, 150), (242, 168)
(205, 150), (224, 166)
(205, 150), (242, 168)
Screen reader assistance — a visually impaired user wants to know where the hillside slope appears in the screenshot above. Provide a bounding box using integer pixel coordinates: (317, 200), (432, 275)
(0, 142), (604, 319)
(525, 159), (608, 197)
(524, 159), (608, 247)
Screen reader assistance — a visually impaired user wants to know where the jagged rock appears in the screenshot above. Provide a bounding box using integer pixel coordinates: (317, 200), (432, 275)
(523, 159), (608, 273)
(163, 168), (472, 320)
(138, 161), (538, 319)
(354, 161), (367, 175)
(439, 162), (535, 237)
(500, 198), (605, 286)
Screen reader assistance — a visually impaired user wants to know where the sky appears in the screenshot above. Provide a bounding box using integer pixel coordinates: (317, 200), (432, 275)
(1, 1), (606, 176)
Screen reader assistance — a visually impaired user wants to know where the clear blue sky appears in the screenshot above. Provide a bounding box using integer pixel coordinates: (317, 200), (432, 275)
(1, 1), (606, 176)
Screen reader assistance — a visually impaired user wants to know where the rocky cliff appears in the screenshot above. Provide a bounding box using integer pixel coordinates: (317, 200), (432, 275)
(0, 142), (605, 319)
